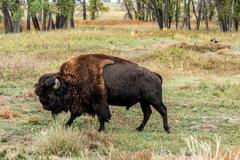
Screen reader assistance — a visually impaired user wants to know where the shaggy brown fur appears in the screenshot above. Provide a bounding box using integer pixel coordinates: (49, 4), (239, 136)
(59, 54), (132, 115)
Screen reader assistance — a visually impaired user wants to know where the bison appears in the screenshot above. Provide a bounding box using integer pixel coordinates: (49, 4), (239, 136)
(35, 54), (170, 133)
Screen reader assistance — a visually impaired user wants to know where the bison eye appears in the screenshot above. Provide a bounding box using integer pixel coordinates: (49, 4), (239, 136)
(49, 93), (55, 99)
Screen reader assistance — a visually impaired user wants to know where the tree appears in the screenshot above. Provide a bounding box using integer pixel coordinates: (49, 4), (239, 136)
(149, 0), (164, 29)
(56, 0), (75, 28)
(1, 0), (14, 33)
(233, 0), (240, 31)
(1, 0), (23, 33)
(123, 0), (134, 20)
(88, 0), (109, 20)
(27, 0), (43, 31)
(192, 0), (202, 30)
(203, 0), (209, 31)
(175, 0), (180, 29)
(1, 0), (239, 33)
(181, 0), (191, 30)
(215, 0), (228, 32)
(82, 0), (87, 20)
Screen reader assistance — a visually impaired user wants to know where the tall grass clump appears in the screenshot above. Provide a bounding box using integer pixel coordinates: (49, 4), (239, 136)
(33, 126), (240, 160)
(35, 125), (86, 157)
(135, 47), (240, 72)
(35, 125), (111, 158)
(153, 136), (240, 160)
(179, 136), (240, 160)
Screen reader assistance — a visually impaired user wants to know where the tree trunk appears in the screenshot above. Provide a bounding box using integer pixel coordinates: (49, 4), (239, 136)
(163, 0), (169, 28)
(234, 19), (239, 31)
(192, 0), (197, 20)
(56, 15), (60, 28)
(124, 2), (133, 20)
(47, 12), (54, 30)
(181, 0), (191, 30)
(195, 0), (203, 30)
(216, 0), (227, 32)
(203, 0), (209, 31)
(83, 0), (87, 20)
(228, 0), (233, 31)
(56, 15), (68, 29)
(42, 10), (47, 31)
(64, 17), (68, 29)
(56, 15), (66, 28)
(233, 0), (240, 31)
(208, 0), (215, 21)
(32, 16), (40, 31)
(150, 0), (163, 29)
(27, 11), (31, 31)
(70, 8), (75, 28)
(175, 0), (179, 29)
(70, 17), (75, 29)
(13, 20), (21, 33)
(187, 0), (191, 30)
(136, 0), (144, 20)
(1, 1), (14, 33)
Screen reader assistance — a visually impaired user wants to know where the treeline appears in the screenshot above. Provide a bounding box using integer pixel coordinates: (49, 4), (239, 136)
(123, 0), (240, 32)
(0, 0), (240, 33)
(0, 0), (109, 33)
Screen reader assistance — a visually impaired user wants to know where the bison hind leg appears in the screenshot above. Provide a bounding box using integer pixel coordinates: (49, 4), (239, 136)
(126, 105), (132, 110)
(136, 101), (152, 131)
(151, 102), (170, 133)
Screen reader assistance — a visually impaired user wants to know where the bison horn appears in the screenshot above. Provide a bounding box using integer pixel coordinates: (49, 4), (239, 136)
(53, 79), (60, 89)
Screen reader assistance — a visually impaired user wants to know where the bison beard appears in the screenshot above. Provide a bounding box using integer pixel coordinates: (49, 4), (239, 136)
(35, 54), (170, 133)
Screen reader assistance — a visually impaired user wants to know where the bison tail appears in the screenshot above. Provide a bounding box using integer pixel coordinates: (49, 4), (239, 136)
(154, 72), (163, 83)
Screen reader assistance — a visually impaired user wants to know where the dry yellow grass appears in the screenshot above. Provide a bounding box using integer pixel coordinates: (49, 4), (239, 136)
(0, 106), (22, 120)
(0, 24), (239, 159)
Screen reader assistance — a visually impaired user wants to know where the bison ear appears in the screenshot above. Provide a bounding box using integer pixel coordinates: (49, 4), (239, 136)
(53, 79), (61, 89)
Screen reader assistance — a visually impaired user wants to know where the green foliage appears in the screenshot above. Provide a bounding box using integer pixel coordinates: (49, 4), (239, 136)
(6, 0), (23, 21)
(0, 13), (2, 23)
(218, 0), (229, 18)
(233, 0), (240, 19)
(28, 0), (51, 15)
(88, 0), (109, 20)
(56, 0), (75, 16)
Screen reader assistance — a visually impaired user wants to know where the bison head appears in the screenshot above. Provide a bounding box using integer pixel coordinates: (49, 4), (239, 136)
(35, 73), (71, 118)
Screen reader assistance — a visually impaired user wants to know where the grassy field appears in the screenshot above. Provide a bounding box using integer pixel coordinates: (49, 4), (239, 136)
(0, 24), (240, 159)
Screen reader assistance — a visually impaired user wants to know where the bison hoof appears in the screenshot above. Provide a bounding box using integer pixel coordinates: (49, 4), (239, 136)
(98, 128), (105, 132)
(164, 126), (171, 134)
(65, 124), (71, 128)
(136, 127), (143, 132)
(166, 129), (171, 134)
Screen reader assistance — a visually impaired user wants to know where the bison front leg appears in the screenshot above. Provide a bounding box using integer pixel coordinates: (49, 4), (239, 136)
(95, 101), (111, 132)
(97, 116), (105, 132)
(65, 113), (78, 127)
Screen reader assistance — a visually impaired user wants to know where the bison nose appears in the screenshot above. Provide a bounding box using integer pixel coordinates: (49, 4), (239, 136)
(40, 98), (48, 106)
(42, 105), (49, 110)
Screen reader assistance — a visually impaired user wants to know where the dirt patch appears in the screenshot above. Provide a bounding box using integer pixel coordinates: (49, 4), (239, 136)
(0, 107), (22, 120)
(153, 41), (231, 53)
(203, 116), (240, 124)
(177, 84), (195, 90)
(0, 95), (11, 102)
(1, 132), (17, 143)
(191, 124), (217, 132)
